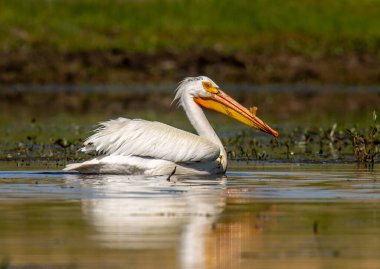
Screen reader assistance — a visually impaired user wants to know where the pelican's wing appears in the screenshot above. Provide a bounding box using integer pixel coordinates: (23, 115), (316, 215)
(81, 118), (220, 163)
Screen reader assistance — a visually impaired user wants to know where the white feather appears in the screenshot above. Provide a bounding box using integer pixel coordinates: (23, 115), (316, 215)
(81, 118), (220, 163)
(63, 155), (176, 175)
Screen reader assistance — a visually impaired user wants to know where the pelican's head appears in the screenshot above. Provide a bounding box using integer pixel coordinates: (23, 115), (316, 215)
(174, 76), (279, 137)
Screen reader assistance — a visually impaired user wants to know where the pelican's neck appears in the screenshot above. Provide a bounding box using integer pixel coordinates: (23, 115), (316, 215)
(181, 95), (227, 171)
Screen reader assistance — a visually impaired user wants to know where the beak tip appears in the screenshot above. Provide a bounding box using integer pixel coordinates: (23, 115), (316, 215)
(261, 125), (279, 137)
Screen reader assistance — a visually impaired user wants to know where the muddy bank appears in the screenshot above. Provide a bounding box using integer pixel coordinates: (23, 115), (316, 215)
(1, 49), (380, 84)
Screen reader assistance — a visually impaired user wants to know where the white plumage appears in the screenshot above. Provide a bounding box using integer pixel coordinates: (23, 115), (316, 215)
(64, 76), (278, 176)
(81, 118), (220, 163)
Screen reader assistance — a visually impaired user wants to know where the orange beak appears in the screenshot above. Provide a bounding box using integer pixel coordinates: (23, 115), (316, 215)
(194, 89), (279, 137)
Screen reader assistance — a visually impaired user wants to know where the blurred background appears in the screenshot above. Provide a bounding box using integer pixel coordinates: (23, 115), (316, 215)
(1, 0), (380, 84)
(0, 0), (379, 163)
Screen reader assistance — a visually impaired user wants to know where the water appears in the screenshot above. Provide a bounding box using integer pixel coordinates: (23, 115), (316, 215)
(0, 163), (379, 269)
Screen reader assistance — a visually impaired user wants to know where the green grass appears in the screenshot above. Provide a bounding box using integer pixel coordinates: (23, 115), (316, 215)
(1, 0), (380, 55)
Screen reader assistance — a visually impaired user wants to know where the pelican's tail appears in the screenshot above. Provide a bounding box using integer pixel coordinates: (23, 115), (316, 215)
(63, 156), (176, 176)
(63, 159), (102, 173)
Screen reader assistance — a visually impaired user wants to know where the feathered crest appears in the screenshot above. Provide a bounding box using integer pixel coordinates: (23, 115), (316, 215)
(172, 76), (206, 107)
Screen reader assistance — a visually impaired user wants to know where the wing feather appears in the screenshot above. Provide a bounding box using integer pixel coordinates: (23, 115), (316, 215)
(81, 118), (220, 163)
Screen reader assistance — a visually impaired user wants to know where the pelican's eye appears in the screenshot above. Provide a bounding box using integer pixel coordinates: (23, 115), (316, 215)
(202, 81), (219, 94)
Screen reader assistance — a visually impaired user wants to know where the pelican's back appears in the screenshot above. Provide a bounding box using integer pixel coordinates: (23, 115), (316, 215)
(81, 118), (220, 163)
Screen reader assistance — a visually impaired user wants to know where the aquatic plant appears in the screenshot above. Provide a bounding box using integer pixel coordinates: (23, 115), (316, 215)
(1, 113), (379, 166)
(346, 111), (379, 165)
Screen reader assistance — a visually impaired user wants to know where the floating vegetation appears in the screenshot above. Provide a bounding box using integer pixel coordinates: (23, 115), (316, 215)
(0, 120), (89, 168)
(0, 114), (379, 167)
(223, 121), (378, 164)
(346, 111), (379, 165)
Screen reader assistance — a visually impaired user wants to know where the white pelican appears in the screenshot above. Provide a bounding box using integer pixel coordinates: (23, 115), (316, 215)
(64, 76), (278, 175)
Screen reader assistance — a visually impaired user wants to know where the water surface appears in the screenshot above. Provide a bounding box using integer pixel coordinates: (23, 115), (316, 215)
(0, 163), (379, 269)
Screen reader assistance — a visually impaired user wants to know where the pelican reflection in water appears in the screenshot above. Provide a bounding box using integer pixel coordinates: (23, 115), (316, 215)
(75, 174), (226, 269)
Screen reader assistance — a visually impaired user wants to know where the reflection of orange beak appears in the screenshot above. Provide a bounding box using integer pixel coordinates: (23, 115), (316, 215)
(194, 89), (279, 137)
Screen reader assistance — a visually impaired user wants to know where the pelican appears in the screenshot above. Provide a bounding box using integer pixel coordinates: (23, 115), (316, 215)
(64, 76), (278, 175)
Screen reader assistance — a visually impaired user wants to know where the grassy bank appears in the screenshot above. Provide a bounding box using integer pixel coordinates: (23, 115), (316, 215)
(1, 0), (380, 84)
(1, 0), (380, 55)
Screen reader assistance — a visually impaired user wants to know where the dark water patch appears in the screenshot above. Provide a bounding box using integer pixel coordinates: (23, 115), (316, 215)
(1, 85), (380, 124)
